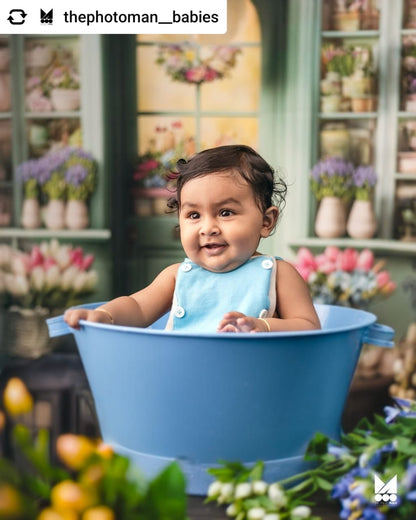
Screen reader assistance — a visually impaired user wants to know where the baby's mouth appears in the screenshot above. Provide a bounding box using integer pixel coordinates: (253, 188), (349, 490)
(202, 242), (227, 253)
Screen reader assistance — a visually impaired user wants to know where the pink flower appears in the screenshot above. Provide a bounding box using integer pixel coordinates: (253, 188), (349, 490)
(43, 257), (57, 270)
(295, 247), (318, 270)
(295, 265), (314, 281)
(376, 270), (391, 288)
(203, 68), (219, 82)
(381, 280), (397, 295)
(324, 246), (341, 263)
(81, 254), (94, 271)
(185, 66), (207, 83)
(356, 249), (374, 271)
(29, 246), (44, 268)
(336, 248), (358, 272)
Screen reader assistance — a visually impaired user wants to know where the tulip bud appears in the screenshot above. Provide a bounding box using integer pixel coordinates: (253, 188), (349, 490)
(207, 480), (222, 499)
(247, 507), (266, 520)
(3, 377), (33, 416)
(268, 483), (287, 508)
(51, 480), (95, 513)
(234, 482), (252, 499)
(290, 505), (312, 518)
(252, 480), (268, 495)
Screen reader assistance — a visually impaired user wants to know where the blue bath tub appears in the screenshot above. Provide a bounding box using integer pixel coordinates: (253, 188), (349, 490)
(47, 303), (394, 494)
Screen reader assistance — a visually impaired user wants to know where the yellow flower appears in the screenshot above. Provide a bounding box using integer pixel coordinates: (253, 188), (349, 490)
(82, 505), (115, 520)
(51, 480), (95, 514)
(3, 378), (33, 416)
(56, 434), (96, 471)
(37, 507), (78, 520)
(0, 484), (22, 518)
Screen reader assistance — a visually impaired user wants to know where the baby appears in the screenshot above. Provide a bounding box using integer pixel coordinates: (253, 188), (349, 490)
(64, 145), (320, 333)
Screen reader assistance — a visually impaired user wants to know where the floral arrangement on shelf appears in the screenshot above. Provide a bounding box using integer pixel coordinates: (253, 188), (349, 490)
(133, 121), (194, 192)
(0, 378), (187, 519)
(25, 62), (80, 112)
(292, 246), (396, 308)
(352, 164), (377, 200)
(207, 398), (416, 520)
(155, 43), (241, 84)
(0, 239), (97, 312)
(17, 147), (98, 202)
(310, 157), (354, 201)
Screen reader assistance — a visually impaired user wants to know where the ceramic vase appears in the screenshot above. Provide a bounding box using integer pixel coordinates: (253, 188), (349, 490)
(21, 198), (41, 229)
(314, 196), (347, 238)
(65, 199), (89, 229)
(50, 88), (81, 111)
(347, 199), (377, 239)
(44, 199), (66, 230)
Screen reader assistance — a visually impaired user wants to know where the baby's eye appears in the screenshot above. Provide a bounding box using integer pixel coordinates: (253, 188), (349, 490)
(220, 209), (234, 217)
(187, 212), (200, 220)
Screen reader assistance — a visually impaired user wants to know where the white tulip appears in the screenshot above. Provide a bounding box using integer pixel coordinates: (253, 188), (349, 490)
(61, 266), (79, 290)
(73, 271), (90, 293)
(218, 482), (234, 502)
(30, 266), (45, 291)
(49, 239), (60, 257)
(45, 265), (61, 288)
(264, 514), (280, 520)
(252, 480), (268, 495)
(0, 244), (12, 267)
(207, 480), (222, 498)
(11, 254), (28, 275)
(234, 482), (252, 499)
(290, 505), (311, 518)
(8, 274), (29, 296)
(84, 270), (98, 291)
(226, 503), (239, 516)
(55, 245), (71, 269)
(268, 483), (287, 508)
(247, 507), (266, 520)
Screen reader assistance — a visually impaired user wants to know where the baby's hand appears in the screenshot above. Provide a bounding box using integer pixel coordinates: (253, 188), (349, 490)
(64, 308), (113, 330)
(217, 311), (267, 333)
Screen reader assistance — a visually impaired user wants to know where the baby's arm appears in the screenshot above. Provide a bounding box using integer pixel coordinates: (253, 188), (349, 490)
(64, 263), (179, 329)
(217, 260), (321, 333)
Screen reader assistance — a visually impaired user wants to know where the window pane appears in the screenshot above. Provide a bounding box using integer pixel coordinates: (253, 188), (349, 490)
(137, 45), (196, 112)
(200, 46), (260, 112)
(137, 116), (196, 157)
(200, 117), (258, 150)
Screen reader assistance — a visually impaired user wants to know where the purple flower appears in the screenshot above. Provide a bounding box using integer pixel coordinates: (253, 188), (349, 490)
(353, 165), (377, 188)
(65, 164), (88, 186)
(311, 157), (354, 181)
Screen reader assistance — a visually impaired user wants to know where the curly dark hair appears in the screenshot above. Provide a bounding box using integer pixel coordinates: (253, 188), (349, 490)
(167, 144), (287, 216)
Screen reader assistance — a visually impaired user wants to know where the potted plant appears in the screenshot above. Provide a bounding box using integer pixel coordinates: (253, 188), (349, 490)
(310, 156), (354, 238)
(46, 63), (81, 111)
(16, 158), (42, 229)
(64, 148), (98, 229)
(332, 0), (362, 31)
(347, 164), (378, 238)
(0, 240), (97, 358)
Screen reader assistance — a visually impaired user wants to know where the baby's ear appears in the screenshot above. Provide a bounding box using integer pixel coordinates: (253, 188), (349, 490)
(261, 206), (279, 237)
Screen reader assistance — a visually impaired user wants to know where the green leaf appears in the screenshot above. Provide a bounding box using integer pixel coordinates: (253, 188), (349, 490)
(249, 461), (264, 482)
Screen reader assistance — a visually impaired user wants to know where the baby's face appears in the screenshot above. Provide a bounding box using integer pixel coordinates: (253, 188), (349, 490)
(178, 171), (273, 273)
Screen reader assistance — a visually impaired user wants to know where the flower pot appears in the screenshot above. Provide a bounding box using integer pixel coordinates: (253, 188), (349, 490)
(347, 199), (377, 239)
(0, 73), (11, 112)
(314, 196), (347, 239)
(351, 96), (377, 112)
(321, 95), (342, 113)
(333, 11), (360, 31)
(50, 88), (81, 111)
(44, 199), (66, 230)
(4, 306), (52, 358)
(65, 199), (89, 229)
(21, 198), (41, 229)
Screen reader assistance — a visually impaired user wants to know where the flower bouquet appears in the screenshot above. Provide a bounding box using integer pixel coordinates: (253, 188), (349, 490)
(310, 157), (354, 201)
(156, 43), (241, 84)
(0, 239), (98, 357)
(352, 165), (377, 201)
(292, 246), (396, 308)
(206, 398), (416, 520)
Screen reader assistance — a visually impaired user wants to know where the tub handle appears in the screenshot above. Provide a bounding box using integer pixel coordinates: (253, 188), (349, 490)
(46, 302), (107, 337)
(363, 323), (395, 348)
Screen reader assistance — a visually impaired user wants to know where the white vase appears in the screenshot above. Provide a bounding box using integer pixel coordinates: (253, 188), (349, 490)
(347, 199), (377, 239)
(50, 88), (81, 111)
(314, 196), (347, 238)
(65, 199), (89, 230)
(44, 199), (66, 230)
(21, 198), (41, 229)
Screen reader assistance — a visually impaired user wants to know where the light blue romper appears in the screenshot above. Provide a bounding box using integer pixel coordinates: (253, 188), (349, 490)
(166, 255), (278, 332)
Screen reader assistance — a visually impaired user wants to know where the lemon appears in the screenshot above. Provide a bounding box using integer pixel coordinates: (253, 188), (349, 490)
(37, 507), (78, 520)
(51, 480), (95, 513)
(0, 483), (22, 518)
(82, 505), (115, 520)
(3, 378), (33, 416)
(56, 434), (96, 470)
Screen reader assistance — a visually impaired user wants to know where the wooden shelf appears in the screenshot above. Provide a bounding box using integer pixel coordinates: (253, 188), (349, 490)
(0, 228), (111, 240)
(287, 237), (416, 256)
